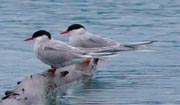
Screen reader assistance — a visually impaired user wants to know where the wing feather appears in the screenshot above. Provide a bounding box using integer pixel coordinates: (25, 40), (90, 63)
(37, 40), (88, 68)
(77, 33), (120, 48)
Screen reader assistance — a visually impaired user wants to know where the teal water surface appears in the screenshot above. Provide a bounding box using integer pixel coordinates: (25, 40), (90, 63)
(0, 0), (180, 104)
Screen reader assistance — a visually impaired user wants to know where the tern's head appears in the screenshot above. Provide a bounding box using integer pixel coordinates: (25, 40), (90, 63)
(24, 30), (51, 41)
(60, 24), (86, 35)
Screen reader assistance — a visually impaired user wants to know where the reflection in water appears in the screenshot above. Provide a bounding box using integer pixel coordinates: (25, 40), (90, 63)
(47, 78), (116, 105)
(47, 75), (142, 105)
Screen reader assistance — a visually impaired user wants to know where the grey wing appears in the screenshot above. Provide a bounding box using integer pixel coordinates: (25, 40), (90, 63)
(38, 45), (87, 68)
(50, 39), (86, 54)
(80, 34), (120, 48)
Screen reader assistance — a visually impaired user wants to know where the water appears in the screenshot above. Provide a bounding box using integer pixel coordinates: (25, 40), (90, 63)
(0, 0), (180, 104)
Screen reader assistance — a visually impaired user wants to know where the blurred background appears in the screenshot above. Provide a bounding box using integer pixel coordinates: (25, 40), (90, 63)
(0, 0), (180, 104)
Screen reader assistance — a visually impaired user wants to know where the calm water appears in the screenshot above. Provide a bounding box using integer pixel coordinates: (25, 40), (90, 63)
(0, 0), (180, 104)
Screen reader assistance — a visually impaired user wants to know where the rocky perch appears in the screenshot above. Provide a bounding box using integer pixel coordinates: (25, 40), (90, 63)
(0, 62), (97, 105)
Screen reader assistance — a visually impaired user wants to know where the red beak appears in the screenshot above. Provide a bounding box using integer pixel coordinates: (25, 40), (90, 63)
(24, 37), (34, 41)
(60, 30), (69, 34)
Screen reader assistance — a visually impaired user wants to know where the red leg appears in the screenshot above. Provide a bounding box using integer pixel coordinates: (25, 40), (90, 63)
(48, 67), (57, 74)
(84, 58), (91, 64)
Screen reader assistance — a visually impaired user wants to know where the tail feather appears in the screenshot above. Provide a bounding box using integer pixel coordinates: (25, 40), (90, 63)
(79, 40), (156, 54)
(121, 40), (157, 50)
(88, 52), (116, 58)
(63, 52), (115, 66)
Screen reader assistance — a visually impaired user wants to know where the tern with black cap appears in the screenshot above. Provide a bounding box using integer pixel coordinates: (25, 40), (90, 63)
(61, 24), (155, 52)
(24, 30), (112, 73)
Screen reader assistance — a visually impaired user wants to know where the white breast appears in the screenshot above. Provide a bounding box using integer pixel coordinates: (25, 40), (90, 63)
(33, 35), (49, 57)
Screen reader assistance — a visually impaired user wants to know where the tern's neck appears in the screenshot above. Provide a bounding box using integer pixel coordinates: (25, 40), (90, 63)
(34, 35), (50, 52)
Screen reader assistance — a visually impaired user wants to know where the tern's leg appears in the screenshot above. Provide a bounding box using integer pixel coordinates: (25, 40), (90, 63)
(48, 66), (57, 74)
(84, 58), (91, 64)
